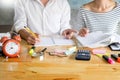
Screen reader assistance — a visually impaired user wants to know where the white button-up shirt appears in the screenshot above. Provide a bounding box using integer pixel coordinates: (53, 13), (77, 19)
(13, 0), (71, 35)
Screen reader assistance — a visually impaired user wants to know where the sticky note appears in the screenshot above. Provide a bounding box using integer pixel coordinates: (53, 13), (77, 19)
(65, 46), (77, 55)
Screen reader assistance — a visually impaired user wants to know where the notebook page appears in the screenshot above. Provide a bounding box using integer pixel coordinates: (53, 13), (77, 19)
(35, 35), (74, 46)
(35, 36), (54, 46)
(76, 31), (113, 48)
(52, 36), (74, 46)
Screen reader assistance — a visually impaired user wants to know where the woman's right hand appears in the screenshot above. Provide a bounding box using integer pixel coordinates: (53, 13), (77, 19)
(78, 28), (89, 37)
(18, 29), (40, 45)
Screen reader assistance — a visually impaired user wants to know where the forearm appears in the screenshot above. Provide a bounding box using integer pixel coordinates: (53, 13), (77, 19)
(18, 29), (30, 41)
(18, 29), (39, 44)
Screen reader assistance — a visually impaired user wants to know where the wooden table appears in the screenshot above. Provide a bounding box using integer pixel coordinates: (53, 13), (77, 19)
(0, 40), (120, 80)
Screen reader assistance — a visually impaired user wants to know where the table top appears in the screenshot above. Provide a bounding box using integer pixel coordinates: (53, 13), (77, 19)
(0, 40), (120, 80)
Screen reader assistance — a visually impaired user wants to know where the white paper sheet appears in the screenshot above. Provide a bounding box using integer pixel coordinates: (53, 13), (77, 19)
(35, 37), (54, 46)
(34, 32), (120, 48)
(76, 31), (120, 48)
(52, 36), (74, 45)
(35, 35), (74, 46)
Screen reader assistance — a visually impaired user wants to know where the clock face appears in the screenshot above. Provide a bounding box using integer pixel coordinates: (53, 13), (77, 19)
(5, 42), (19, 54)
(2, 39), (20, 57)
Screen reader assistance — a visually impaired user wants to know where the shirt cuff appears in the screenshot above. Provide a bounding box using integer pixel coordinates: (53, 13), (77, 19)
(15, 26), (25, 33)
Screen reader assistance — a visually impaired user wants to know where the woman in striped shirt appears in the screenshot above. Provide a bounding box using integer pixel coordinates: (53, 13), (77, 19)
(77, 0), (120, 37)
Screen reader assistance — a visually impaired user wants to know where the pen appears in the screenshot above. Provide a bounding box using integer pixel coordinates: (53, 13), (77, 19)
(39, 48), (47, 56)
(40, 48), (47, 53)
(39, 48), (47, 61)
(29, 47), (47, 58)
(24, 26), (37, 38)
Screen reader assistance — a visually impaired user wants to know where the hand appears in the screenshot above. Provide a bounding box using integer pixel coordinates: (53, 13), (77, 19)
(78, 28), (89, 37)
(62, 29), (77, 39)
(18, 29), (40, 44)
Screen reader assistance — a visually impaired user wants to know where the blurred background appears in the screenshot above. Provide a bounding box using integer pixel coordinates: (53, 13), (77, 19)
(0, 0), (119, 32)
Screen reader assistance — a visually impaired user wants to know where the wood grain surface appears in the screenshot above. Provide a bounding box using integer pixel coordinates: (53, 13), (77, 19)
(0, 39), (120, 80)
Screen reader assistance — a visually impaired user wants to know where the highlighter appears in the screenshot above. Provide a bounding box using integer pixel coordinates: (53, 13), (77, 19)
(118, 54), (120, 57)
(29, 46), (36, 56)
(111, 54), (120, 63)
(102, 55), (115, 64)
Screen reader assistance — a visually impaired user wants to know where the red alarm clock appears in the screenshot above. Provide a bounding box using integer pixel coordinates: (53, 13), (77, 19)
(1, 35), (21, 58)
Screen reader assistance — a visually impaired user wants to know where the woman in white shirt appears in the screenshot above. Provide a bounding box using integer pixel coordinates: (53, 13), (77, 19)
(77, 0), (120, 37)
(13, 0), (76, 44)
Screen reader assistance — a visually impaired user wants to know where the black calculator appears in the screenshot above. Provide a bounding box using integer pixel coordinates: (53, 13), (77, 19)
(75, 50), (91, 61)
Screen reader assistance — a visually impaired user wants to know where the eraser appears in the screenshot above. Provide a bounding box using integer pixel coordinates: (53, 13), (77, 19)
(92, 49), (106, 54)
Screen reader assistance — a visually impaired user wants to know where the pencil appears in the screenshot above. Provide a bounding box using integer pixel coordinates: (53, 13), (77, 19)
(24, 26), (37, 38)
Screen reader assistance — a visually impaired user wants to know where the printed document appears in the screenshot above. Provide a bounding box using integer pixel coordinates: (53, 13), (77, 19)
(76, 31), (120, 48)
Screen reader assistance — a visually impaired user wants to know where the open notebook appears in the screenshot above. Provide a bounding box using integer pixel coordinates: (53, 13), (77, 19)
(35, 35), (74, 46)
(35, 31), (120, 48)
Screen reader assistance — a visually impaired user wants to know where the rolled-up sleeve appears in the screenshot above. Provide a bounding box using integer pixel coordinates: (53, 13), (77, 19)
(13, 0), (27, 33)
(60, 0), (71, 35)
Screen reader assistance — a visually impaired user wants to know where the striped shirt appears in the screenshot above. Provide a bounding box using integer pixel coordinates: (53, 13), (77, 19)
(76, 2), (120, 34)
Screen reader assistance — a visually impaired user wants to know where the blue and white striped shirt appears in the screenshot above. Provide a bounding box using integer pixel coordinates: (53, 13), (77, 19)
(76, 2), (120, 34)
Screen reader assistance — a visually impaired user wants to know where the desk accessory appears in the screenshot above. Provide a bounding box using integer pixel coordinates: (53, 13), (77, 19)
(92, 49), (106, 54)
(48, 50), (66, 57)
(108, 42), (120, 51)
(0, 34), (21, 58)
(29, 47), (47, 58)
(111, 54), (120, 63)
(72, 35), (91, 61)
(29, 46), (36, 56)
(118, 54), (120, 57)
(96, 53), (115, 64)
(92, 49), (115, 64)
(65, 46), (77, 55)
(75, 50), (91, 60)
(48, 47), (76, 57)
(102, 55), (115, 64)
(39, 48), (47, 61)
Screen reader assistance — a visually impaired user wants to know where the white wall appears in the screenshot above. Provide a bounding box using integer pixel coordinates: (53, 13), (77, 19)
(0, 0), (14, 25)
